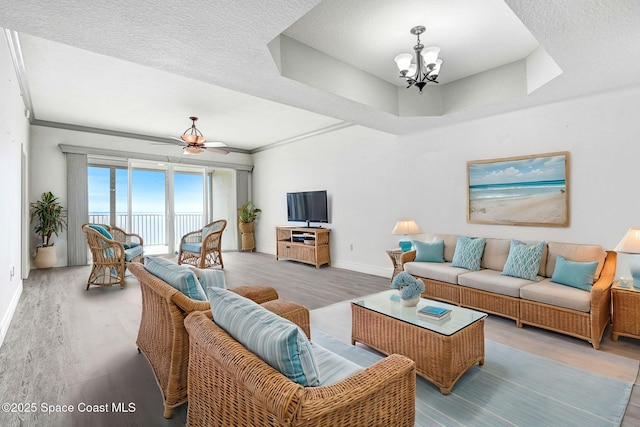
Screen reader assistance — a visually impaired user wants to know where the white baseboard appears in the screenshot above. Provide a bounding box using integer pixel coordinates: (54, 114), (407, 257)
(0, 280), (23, 349)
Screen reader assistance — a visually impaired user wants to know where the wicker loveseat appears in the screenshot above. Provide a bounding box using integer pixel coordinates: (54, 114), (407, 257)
(128, 261), (310, 418)
(401, 235), (616, 349)
(184, 309), (416, 427)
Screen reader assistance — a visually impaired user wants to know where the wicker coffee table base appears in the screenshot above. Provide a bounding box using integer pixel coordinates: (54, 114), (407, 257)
(351, 303), (485, 394)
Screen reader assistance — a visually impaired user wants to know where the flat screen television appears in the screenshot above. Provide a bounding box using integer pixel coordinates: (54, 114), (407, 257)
(287, 190), (328, 227)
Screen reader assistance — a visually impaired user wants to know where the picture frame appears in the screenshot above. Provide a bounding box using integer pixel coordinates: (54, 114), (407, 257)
(467, 151), (569, 227)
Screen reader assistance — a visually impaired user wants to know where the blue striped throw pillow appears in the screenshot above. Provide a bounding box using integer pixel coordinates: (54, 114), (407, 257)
(145, 256), (207, 301)
(206, 287), (320, 387)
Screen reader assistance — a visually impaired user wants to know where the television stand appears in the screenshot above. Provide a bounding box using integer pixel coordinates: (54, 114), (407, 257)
(276, 227), (331, 268)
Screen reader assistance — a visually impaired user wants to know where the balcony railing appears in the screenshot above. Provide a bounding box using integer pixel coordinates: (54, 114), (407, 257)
(88, 213), (205, 246)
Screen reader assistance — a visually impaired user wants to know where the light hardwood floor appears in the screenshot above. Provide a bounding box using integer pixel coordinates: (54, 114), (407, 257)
(0, 251), (638, 426)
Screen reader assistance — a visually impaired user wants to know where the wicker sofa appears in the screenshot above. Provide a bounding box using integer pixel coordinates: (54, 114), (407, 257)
(128, 262), (310, 418)
(401, 235), (616, 349)
(184, 309), (416, 427)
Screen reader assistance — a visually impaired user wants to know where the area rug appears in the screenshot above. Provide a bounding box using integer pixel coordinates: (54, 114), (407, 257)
(312, 329), (633, 427)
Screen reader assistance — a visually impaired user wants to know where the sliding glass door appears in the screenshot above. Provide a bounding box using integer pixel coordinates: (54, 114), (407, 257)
(173, 165), (207, 252)
(89, 158), (236, 256)
(129, 160), (168, 255)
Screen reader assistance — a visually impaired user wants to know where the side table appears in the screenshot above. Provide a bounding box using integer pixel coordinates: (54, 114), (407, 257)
(611, 280), (640, 342)
(386, 248), (404, 281)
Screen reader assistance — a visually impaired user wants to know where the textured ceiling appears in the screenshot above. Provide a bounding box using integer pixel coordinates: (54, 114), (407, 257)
(282, 0), (539, 85)
(1, 0), (640, 152)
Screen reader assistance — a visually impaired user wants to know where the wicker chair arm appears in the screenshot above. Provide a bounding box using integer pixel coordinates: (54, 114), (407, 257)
(298, 354), (416, 426)
(171, 292), (211, 313)
(400, 250), (416, 265)
(203, 230), (222, 250)
(590, 250), (616, 307)
(92, 234), (126, 261)
(230, 285), (279, 304)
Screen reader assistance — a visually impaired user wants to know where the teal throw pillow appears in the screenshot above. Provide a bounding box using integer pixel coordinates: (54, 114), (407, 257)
(413, 240), (445, 263)
(206, 287), (320, 387)
(501, 240), (545, 281)
(145, 256), (207, 300)
(451, 237), (486, 271)
(550, 255), (598, 291)
(88, 224), (113, 240)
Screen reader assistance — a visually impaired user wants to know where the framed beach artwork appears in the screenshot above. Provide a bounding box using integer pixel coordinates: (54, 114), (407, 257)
(467, 152), (569, 227)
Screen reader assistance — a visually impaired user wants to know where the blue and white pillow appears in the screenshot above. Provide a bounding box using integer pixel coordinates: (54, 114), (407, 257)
(88, 224), (113, 240)
(145, 256), (207, 300)
(451, 237), (486, 271)
(550, 255), (598, 291)
(413, 240), (445, 263)
(501, 240), (545, 281)
(312, 342), (363, 386)
(206, 286), (320, 387)
(192, 268), (226, 289)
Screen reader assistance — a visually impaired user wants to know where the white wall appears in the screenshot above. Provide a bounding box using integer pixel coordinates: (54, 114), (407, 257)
(0, 30), (29, 348)
(252, 84), (640, 279)
(29, 126), (253, 266)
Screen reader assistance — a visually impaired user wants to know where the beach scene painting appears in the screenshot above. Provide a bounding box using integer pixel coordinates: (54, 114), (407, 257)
(467, 152), (569, 226)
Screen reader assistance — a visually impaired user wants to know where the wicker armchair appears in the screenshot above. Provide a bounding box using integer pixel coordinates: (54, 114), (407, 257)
(128, 262), (310, 419)
(82, 224), (144, 290)
(178, 219), (226, 269)
(185, 310), (416, 427)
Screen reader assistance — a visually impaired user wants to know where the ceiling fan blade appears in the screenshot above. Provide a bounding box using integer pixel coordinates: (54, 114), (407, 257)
(206, 147), (230, 155)
(202, 141), (227, 148)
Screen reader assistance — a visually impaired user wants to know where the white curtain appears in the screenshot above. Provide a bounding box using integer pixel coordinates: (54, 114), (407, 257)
(66, 153), (88, 266)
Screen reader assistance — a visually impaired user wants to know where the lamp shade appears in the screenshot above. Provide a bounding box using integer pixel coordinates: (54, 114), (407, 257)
(421, 46), (440, 66)
(615, 228), (640, 254)
(391, 220), (422, 235)
(394, 53), (413, 73)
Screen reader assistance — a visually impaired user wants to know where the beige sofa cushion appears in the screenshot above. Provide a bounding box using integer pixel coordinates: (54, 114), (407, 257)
(458, 269), (537, 298)
(403, 262), (468, 285)
(520, 279), (591, 312)
(481, 238), (511, 271)
(545, 242), (606, 280)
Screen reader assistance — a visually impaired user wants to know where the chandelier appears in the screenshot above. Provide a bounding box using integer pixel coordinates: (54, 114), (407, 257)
(394, 25), (443, 94)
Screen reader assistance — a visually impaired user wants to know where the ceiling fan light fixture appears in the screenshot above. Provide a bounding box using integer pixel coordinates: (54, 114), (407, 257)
(395, 25), (443, 94)
(181, 116), (206, 145)
(183, 145), (205, 155)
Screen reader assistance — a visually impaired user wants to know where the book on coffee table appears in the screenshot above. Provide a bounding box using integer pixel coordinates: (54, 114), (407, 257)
(417, 305), (451, 320)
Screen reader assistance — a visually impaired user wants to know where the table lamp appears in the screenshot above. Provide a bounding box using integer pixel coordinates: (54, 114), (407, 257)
(615, 227), (640, 288)
(391, 219), (422, 252)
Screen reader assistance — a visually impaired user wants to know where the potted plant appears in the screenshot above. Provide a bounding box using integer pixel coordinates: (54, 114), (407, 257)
(391, 271), (425, 307)
(29, 191), (67, 268)
(238, 201), (261, 251)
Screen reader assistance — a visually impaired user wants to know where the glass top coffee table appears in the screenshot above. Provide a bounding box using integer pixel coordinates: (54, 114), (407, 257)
(351, 289), (487, 394)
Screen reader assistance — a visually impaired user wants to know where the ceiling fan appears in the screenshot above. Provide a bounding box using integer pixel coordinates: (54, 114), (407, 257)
(170, 116), (229, 155)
